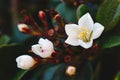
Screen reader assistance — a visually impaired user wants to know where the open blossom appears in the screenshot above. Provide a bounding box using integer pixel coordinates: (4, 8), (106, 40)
(66, 66), (76, 76)
(16, 55), (36, 69)
(65, 13), (104, 49)
(32, 38), (54, 58)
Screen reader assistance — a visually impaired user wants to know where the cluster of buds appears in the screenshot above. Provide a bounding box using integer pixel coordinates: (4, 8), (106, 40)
(16, 9), (104, 77)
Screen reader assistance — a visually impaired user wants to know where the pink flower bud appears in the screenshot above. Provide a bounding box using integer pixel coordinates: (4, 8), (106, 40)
(66, 66), (76, 76)
(17, 24), (30, 33)
(38, 11), (46, 20)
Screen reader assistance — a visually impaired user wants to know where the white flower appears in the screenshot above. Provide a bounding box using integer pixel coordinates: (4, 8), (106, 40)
(18, 24), (29, 32)
(16, 55), (36, 69)
(32, 38), (54, 58)
(65, 13), (104, 49)
(66, 66), (76, 76)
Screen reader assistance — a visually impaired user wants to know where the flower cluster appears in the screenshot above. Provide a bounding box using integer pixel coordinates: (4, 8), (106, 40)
(16, 10), (104, 76)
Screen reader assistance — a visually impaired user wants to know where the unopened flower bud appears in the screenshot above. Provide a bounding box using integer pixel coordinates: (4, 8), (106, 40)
(16, 55), (36, 69)
(54, 14), (62, 21)
(38, 11), (46, 20)
(66, 66), (76, 76)
(18, 24), (30, 33)
(64, 55), (71, 63)
(48, 29), (54, 36)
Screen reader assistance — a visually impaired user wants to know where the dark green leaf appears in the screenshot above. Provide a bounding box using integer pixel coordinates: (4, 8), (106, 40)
(43, 64), (63, 80)
(73, 61), (93, 80)
(0, 44), (24, 80)
(114, 71), (120, 80)
(13, 70), (28, 80)
(56, 3), (77, 23)
(77, 4), (92, 20)
(0, 35), (10, 45)
(96, 0), (120, 31)
(98, 24), (120, 48)
(52, 63), (69, 80)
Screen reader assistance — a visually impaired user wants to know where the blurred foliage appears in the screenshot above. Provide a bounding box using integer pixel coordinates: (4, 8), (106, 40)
(56, 3), (77, 23)
(96, 0), (120, 31)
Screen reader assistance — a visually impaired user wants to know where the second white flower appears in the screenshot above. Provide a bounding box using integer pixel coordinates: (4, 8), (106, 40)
(32, 38), (54, 58)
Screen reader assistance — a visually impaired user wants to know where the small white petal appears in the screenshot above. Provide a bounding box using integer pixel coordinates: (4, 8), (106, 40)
(18, 24), (29, 32)
(38, 38), (54, 50)
(92, 23), (104, 39)
(65, 36), (79, 46)
(16, 55), (36, 69)
(38, 38), (45, 44)
(32, 44), (42, 56)
(78, 39), (93, 49)
(65, 24), (79, 37)
(78, 13), (94, 30)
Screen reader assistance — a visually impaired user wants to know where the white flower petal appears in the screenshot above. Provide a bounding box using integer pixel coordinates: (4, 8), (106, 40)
(16, 55), (36, 69)
(78, 39), (93, 49)
(65, 36), (79, 46)
(92, 23), (104, 39)
(32, 44), (42, 56)
(38, 38), (54, 50)
(65, 24), (79, 37)
(78, 13), (94, 30)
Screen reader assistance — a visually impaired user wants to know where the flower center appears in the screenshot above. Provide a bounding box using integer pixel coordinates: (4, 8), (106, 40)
(77, 27), (92, 42)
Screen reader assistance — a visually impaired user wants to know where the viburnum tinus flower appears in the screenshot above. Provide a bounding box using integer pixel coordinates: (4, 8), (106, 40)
(16, 55), (36, 69)
(32, 38), (54, 58)
(65, 13), (104, 49)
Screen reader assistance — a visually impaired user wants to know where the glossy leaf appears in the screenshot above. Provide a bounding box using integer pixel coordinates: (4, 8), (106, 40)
(99, 25), (120, 49)
(114, 71), (120, 80)
(77, 4), (92, 20)
(0, 44), (24, 80)
(96, 0), (120, 31)
(73, 61), (93, 80)
(43, 64), (63, 80)
(56, 3), (77, 23)
(0, 35), (10, 45)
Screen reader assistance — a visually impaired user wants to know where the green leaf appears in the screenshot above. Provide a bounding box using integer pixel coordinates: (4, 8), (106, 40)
(51, 61), (93, 80)
(77, 4), (92, 20)
(56, 3), (77, 23)
(51, 63), (69, 80)
(73, 61), (93, 80)
(96, 0), (120, 31)
(43, 64), (63, 80)
(100, 35), (120, 49)
(13, 70), (28, 80)
(98, 24), (120, 49)
(21, 63), (56, 80)
(114, 71), (120, 80)
(0, 44), (24, 80)
(0, 35), (10, 45)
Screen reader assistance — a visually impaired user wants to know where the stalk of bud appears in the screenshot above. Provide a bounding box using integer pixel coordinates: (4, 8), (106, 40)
(38, 11), (49, 31)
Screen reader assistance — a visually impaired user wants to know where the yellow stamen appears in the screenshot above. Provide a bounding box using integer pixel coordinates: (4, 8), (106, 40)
(77, 26), (92, 42)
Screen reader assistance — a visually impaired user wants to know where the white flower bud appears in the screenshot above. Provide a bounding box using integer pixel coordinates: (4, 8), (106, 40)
(66, 66), (76, 76)
(16, 55), (36, 70)
(18, 24), (29, 32)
